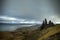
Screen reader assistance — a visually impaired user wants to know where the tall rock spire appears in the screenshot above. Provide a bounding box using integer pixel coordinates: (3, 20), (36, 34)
(44, 18), (47, 26)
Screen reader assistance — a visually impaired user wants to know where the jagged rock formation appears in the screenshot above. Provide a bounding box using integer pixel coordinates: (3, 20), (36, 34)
(44, 18), (47, 26)
(49, 20), (55, 26)
(40, 18), (55, 30)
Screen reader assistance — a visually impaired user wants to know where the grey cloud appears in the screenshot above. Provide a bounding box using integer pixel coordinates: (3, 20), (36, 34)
(1, 0), (60, 22)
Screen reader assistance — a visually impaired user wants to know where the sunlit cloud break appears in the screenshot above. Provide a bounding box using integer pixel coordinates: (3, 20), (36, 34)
(0, 16), (42, 24)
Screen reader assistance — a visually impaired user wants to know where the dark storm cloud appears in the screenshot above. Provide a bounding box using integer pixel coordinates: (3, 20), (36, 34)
(0, 0), (3, 15)
(0, 0), (7, 15)
(50, 0), (60, 16)
(1, 0), (60, 22)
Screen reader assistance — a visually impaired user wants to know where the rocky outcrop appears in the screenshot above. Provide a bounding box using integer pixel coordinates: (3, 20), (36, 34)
(49, 20), (55, 26)
(40, 18), (55, 30)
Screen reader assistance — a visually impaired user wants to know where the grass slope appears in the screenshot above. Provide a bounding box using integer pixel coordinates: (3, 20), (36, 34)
(38, 25), (60, 40)
(0, 24), (60, 40)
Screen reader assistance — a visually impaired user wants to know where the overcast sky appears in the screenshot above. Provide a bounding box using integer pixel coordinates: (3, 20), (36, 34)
(1, 0), (60, 23)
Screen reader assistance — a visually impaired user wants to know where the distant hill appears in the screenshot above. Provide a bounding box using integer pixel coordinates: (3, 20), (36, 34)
(15, 24), (41, 32)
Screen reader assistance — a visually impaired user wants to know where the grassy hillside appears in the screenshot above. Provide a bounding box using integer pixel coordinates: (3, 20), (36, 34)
(0, 24), (60, 40)
(38, 24), (60, 40)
